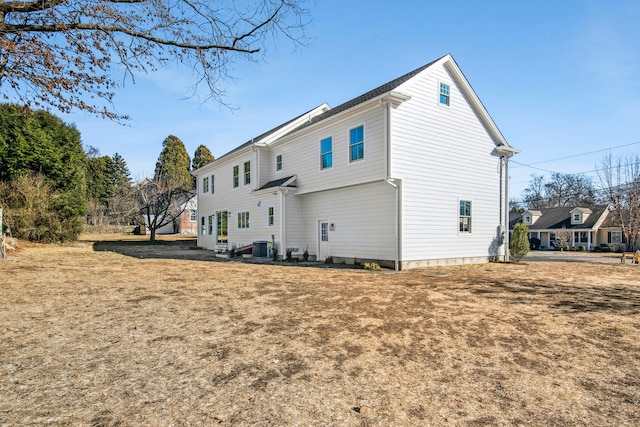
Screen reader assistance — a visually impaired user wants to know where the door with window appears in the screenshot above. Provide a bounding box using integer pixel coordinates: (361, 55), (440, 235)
(318, 220), (330, 261)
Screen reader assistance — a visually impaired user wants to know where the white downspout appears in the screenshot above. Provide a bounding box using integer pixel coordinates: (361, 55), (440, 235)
(279, 189), (288, 260)
(383, 100), (400, 271)
(503, 155), (510, 262)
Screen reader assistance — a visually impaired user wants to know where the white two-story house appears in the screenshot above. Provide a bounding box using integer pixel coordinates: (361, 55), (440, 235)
(193, 54), (518, 269)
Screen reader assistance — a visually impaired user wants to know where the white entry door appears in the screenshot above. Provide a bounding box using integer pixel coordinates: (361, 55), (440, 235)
(318, 220), (330, 261)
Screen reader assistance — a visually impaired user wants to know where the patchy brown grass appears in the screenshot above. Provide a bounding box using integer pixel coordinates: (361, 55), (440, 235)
(1, 235), (639, 426)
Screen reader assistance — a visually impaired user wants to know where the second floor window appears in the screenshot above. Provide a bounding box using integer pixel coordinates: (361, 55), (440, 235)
(440, 83), (450, 106)
(321, 137), (332, 169)
(244, 161), (251, 185)
(211, 174), (215, 193)
(233, 165), (239, 188)
(350, 125), (364, 162)
(202, 177), (209, 193)
(276, 154), (283, 171)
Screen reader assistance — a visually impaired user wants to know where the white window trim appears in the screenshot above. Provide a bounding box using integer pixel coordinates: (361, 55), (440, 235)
(348, 124), (365, 164)
(438, 81), (451, 107)
(457, 198), (472, 234)
(243, 161), (251, 186)
(276, 154), (283, 172)
(320, 135), (334, 171)
(232, 165), (239, 188)
(268, 206), (275, 227)
(238, 211), (250, 229)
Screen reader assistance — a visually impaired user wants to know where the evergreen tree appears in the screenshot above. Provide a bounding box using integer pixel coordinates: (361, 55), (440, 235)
(510, 223), (530, 262)
(192, 145), (215, 170)
(111, 153), (132, 193)
(154, 135), (192, 190)
(0, 104), (87, 240)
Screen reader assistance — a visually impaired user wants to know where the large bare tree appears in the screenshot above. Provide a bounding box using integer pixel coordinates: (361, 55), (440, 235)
(597, 153), (640, 251)
(0, 0), (307, 120)
(135, 178), (193, 242)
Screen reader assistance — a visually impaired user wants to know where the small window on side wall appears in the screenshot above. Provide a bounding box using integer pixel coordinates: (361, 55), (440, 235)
(268, 207), (275, 226)
(349, 125), (364, 162)
(459, 200), (471, 232)
(276, 154), (283, 171)
(321, 137), (332, 169)
(439, 83), (450, 106)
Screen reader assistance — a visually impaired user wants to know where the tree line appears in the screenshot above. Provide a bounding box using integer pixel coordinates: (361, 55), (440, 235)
(0, 104), (215, 242)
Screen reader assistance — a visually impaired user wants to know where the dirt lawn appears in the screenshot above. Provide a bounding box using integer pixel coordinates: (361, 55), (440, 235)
(1, 235), (639, 426)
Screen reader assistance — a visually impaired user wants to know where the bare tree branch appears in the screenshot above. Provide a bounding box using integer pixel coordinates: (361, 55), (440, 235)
(0, 0), (308, 121)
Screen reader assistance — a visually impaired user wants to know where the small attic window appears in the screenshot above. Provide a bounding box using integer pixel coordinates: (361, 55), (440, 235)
(439, 83), (450, 106)
(524, 215), (531, 224)
(573, 213), (581, 222)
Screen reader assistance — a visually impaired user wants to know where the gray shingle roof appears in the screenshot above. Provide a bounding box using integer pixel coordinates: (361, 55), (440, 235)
(257, 176), (297, 191)
(288, 55), (445, 134)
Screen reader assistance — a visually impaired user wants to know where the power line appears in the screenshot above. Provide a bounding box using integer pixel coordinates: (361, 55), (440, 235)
(511, 141), (640, 169)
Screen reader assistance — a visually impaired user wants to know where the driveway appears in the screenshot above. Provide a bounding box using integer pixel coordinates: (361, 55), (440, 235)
(524, 250), (626, 264)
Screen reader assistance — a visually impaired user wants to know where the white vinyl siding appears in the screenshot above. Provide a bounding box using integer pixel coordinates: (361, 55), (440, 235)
(301, 182), (396, 261)
(391, 61), (503, 261)
(271, 107), (385, 195)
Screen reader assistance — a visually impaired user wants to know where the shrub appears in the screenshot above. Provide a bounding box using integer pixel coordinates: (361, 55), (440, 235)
(510, 223), (530, 262)
(272, 247), (278, 261)
(578, 245), (586, 251)
(364, 262), (381, 271)
(303, 247), (309, 261)
(0, 174), (83, 242)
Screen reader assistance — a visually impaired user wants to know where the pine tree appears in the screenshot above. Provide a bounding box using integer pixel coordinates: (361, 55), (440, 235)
(510, 223), (530, 262)
(154, 135), (192, 190)
(192, 145), (215, 171)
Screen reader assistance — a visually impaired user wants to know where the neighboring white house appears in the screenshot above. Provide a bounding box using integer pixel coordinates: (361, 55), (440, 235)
(193, 54), (518, 269)
(147, 196), (198, 235)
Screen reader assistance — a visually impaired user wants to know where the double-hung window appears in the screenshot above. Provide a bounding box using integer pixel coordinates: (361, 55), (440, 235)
(439, 83), (450, 106)
(276, 155), (283, 171)
(200, 217), (206, 235)
(459, 200), (472, 232)
(238, 211), (250, 229)
(207, 215), (214, 235)
(244, 161), (251, 185)
(202, 177), (209, 193)
(211, 175), (215, 194)
(321, 137), (332, 169)
(233, 165), (239, 188)
(349, 125), (364, 162)
(268, 207), (275, 226)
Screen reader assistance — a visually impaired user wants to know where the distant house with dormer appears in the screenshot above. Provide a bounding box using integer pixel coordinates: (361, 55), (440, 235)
(509, 205), (615, 250)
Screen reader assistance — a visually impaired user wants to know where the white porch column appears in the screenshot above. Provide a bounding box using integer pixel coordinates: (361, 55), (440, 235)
(588, 232), (592, 250)
(571, 231), (575, 247)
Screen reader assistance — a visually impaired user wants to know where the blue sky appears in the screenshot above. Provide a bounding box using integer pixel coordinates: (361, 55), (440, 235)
(63, 0), (640, 199)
